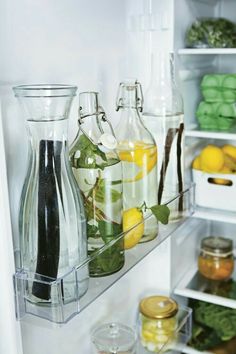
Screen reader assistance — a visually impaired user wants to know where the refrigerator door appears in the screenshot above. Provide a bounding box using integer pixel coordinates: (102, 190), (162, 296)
(0, 0), (192, 353)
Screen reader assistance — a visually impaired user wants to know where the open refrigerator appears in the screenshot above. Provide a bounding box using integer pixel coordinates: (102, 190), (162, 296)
(0, 0), (236, 353)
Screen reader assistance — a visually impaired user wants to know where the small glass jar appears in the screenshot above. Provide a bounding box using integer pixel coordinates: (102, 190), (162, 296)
(91, 322), (137, 354)
(198, 236), (234, 281)
(139, 295), (178, 352)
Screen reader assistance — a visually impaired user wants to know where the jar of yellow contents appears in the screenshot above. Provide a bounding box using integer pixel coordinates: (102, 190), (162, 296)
(198, 236), (234, 281)
(139, 295), (178, 352)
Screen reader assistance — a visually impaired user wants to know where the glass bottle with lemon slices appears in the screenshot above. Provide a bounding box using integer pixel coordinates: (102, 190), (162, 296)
(115, 80), (158, 242)
(69, 92), (124, 277)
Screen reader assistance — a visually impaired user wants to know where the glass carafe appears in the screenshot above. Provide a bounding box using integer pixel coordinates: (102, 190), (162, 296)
(115, 80), (158, 243)
(69, 92), (124, 277)
(143, 52), (184, 220)
(13, 84), (88, 304)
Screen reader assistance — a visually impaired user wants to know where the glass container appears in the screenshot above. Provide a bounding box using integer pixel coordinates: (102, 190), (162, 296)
(13, 84), (88, 304)
(70, 92), (124, 277)
(115, 80), (158, 243)
(198, 236), (234, 281)
(139, 295), (178, 352)
(91, 322), (137, 354)
(142, 52), (184, 220)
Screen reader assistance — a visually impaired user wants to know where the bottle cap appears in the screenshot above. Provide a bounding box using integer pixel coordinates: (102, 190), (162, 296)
(98, 133), (117, 151)
(139, 296), (178, 319)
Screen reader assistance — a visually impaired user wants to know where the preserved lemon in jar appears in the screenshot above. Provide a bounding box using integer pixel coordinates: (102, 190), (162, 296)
(198, 236), (234, 281)
(139, 295), (178, 352)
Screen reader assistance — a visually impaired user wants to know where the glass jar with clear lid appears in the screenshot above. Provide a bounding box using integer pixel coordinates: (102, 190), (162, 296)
(139, 295), (178, 352)
(198, 236), (234, 281)
(91, 322), (137, 354)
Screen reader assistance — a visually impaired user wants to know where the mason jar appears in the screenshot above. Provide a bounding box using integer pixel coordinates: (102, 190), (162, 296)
(198, 236), (234, 281)
(139, 295), (178, 352)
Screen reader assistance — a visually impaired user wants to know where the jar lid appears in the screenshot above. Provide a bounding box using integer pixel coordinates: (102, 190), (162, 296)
(201, 236), (233, 255)
(139, 296), (178, 319)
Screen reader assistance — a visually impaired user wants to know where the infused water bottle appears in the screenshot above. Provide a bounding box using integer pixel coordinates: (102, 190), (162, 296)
(143, 52), (184, 219)
(14, 84), (89, 304)
(70, 92), (124, 277)
(115, 80), (158, 242)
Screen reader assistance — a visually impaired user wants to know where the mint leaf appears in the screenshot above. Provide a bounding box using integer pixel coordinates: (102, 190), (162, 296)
(94, 179), (122, 203)
(98, 220), (122, 243)
(150, 205), (170, 225)
(87, 224), (99, 238)
(110, 189), (122, 202)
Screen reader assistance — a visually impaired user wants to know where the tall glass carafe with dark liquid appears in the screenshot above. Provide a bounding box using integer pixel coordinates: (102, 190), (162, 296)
(143, 52), (184, 220)
(14, 84), (88, 305)
(70, 92), (124, 277)
(115, 80), (158, 242)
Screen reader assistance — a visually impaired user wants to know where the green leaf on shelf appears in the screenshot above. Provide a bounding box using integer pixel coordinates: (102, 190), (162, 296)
(150, 204), (170, 225)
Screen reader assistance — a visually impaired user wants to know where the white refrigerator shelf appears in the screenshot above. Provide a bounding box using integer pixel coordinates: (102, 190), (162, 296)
(174, 266), (236, 309)
(180, 345), (213, 354)
(178, 48), (236, 55)
(192, 206), (236, 224)
(14, 185), (195, 324)
(185, 125), (236, 141)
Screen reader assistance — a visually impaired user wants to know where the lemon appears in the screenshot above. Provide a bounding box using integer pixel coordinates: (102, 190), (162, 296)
(212, 178), (231, 186)
(200, 145), (224, 173)
(212, 165), (232, 185)
(220, 165), (232, 174)
(224, 154), (236, 172)
(222, 144), (236, 160)
(142, 330), (156, 341)
(192, 156), (201, 170)
(118, 141), (157, 182)
(123, 207), (144, 249)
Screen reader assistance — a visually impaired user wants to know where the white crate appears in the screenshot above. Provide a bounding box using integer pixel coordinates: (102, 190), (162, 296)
(192, 169), (236, 212)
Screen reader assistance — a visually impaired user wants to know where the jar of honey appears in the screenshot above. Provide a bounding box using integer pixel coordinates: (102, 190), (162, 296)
(139, 295), (178, 352)
(198, 236), (234, 281)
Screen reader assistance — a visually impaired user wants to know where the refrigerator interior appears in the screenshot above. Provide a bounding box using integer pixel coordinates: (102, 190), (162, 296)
(1, 0), (236, 353)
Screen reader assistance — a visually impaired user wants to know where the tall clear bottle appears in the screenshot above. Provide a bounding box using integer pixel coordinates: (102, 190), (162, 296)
(13, 84), (89, 304)
(70, 92), (124, 277)
(115, 80), (158, 242)
(143, 52), (184, 219)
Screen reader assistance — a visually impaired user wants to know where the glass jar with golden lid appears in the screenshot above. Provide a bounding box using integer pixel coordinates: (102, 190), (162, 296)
(139, 295), (178, 352)
(198, 236), (234, 281)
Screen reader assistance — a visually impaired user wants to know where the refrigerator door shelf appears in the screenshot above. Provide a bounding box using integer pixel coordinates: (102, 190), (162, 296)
(14, 185), (195, 324)
(181, 344), (213, 354)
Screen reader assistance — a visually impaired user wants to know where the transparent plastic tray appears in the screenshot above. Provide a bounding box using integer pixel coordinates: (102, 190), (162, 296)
(138, 306), (192, 353)
(14, 185), (195, 324)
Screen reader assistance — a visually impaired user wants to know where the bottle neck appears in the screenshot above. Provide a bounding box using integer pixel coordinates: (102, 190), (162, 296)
(120, 89), (138, 110)
(151, 52), (174, 87)
(143, 52), (183, 116)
